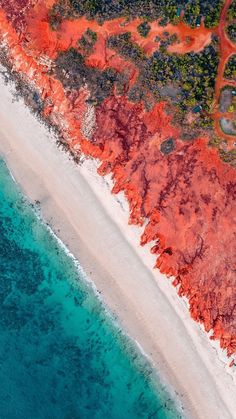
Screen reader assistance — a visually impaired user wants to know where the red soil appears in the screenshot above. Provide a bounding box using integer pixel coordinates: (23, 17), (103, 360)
(0, 0), (236, 360)
(25, 0), (213, 58)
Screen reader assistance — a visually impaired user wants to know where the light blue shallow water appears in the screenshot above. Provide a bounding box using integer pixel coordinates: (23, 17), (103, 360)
(0, 158), (182, 419)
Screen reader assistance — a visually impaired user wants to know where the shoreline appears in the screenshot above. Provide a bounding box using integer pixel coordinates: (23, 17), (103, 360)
(30, 201), (182, 416)
(0, 71), (236, 419)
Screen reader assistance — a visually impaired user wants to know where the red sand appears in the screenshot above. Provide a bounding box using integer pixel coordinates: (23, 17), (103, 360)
(0, 0), (236, 359)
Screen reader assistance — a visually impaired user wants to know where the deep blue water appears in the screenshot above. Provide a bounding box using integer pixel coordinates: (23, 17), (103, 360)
(0, 158), (181, 419)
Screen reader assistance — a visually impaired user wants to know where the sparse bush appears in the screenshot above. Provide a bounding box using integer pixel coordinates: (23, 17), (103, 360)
(224, 55), (236, 79)
(227, 23), (236, 43)
(227, 0), (236, 20)
(78, 28), (97, 55)
(137, 22), (151, 38)
(55, 48), (123, 104)
(108, 33), (145, 64)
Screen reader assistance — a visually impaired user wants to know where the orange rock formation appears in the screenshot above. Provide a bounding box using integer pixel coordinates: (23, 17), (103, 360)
(0, 0), (236, 361)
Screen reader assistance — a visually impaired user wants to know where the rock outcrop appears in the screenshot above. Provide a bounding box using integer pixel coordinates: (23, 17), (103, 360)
(0, 0), (236, 360)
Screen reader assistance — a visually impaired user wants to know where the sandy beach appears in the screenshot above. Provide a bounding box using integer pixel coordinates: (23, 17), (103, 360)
(0, 70), (236, 419)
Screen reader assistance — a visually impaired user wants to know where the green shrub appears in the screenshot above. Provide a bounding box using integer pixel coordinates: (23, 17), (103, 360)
(224, 55), (236, 79)
(137, 22), (151, 37)
(227, 23), (236, 43)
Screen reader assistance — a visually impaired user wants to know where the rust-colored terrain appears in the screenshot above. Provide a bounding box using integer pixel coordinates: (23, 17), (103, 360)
(0, 0), (236, 361)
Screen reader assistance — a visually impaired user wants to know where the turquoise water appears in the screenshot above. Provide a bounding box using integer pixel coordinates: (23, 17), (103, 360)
(0, 158), (181, 419)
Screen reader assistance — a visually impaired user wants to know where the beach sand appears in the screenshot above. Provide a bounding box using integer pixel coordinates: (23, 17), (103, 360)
(0, 71), (236, 419)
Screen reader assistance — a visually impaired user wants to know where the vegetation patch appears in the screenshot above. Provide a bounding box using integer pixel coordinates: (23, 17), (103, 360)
(78, 28), (97, 55)
(219, 148), (236, 167)
(227, 0), (236, 20)
(137, 22), (151, 38)
(55, 48), (122, 105)
(108, 32), (145, 64)
(143, 43), (219, 113)
(107, 31), (218, 113)
(227, 23), (236, 44)
(50, 0), (224, 28)
(183, 0), (224, 28)
(208, 136), (222, 148)
(224, 55), (236, 80)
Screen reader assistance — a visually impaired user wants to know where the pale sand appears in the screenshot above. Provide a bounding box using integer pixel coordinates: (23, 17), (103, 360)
(0, 71), (236, 419)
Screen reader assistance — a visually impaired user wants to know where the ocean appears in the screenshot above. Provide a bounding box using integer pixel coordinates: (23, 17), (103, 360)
(0, 157), (181, 419)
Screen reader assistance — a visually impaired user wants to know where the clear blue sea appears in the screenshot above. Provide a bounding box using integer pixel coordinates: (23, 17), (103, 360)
(0, 158), (182, 419)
